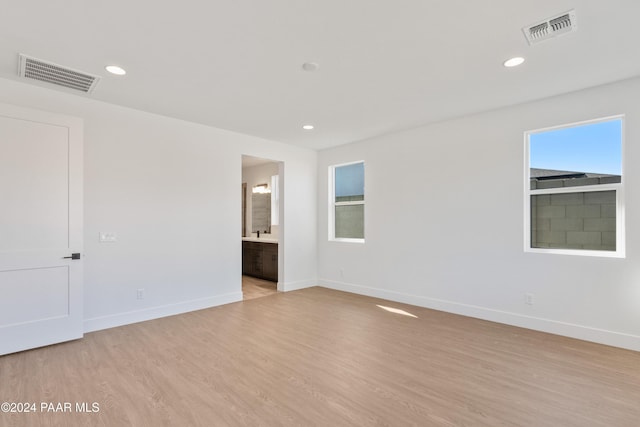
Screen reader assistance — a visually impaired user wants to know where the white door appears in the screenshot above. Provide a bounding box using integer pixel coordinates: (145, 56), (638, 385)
(0, 103), (83, 355)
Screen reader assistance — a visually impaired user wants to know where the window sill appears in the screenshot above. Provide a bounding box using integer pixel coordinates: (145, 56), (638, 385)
(525, 247), (625, 258)
(330, 238), (365, 244)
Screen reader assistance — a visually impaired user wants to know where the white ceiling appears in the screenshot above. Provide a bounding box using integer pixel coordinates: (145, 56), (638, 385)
(1, 1), (639, 150)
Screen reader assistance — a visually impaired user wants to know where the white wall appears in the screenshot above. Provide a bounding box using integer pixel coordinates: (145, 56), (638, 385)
(0, 77), (317, 331)
(242, 161), (279, 235)
(318, 76), (640, 351)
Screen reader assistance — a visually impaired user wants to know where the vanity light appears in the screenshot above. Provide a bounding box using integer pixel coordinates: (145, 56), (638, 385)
(503, 57), (525, 68)
(105, 65), (126, 75)
(302, 124), (314, 130)
(252, 183), (271, 194)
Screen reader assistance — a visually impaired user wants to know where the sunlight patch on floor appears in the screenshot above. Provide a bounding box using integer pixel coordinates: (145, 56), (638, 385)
(376, 304), (418, 318)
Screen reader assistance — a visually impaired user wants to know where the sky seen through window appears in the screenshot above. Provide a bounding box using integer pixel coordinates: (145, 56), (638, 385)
(529, 119), (621, 176)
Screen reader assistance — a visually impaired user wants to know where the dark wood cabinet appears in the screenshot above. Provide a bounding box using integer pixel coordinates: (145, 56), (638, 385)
(242, 241), (278, 282)
(261, 243), (278, 282)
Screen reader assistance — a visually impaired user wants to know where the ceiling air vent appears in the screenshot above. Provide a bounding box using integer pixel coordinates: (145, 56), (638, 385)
(18, 54), (100, 93)
(523, 10), (577, 45)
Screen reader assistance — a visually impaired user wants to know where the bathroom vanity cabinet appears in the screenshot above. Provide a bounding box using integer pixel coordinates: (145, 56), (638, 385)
(242, 240), (278, 282)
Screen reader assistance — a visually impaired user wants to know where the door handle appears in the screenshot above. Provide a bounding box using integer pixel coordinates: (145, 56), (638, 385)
(63, 253), (81, 260)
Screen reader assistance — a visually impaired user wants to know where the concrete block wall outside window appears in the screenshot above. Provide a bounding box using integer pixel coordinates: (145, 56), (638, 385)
(531, 190), (616, 251)
(335, 203), (364, 239)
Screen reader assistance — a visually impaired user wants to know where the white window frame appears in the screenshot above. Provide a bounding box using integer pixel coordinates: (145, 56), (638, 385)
(329, 160), (365, 243)
(524, 115), (625, 258)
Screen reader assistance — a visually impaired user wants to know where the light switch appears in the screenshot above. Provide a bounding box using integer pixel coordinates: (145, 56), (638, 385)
(99, 232), (117, 243)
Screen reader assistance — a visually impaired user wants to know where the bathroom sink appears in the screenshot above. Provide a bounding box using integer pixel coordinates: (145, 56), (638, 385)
(242, 236), (278, 243)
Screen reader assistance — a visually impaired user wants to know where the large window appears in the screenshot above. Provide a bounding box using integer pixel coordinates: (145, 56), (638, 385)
(329, 161), (365, 242)
(525, 116), (624, 257)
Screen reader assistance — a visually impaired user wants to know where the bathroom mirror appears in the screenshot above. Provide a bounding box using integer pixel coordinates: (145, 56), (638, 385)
(251, 193), (271, 233)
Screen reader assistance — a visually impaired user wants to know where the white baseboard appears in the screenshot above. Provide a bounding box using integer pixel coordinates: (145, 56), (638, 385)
(318, 279), (640, 352)
(280, 279), (316, 292)
(83, 292), (243, 333)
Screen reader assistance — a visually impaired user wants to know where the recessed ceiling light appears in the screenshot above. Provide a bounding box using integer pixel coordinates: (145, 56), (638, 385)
(503, 57), (525, 68)
(302, 124), (314, 130)
(302, 62), (319, 72)
(105, 65), (126, 75)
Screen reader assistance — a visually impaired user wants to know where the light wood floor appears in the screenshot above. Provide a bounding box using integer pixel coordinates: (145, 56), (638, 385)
(242, 275), (277, 300)
(1, 287), (639, 426)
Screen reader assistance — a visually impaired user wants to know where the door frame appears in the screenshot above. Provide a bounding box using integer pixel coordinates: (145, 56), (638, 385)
(241, 155), (284, 290)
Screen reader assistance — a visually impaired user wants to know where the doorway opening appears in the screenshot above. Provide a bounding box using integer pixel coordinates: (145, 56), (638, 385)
(241, 155), (283, 300)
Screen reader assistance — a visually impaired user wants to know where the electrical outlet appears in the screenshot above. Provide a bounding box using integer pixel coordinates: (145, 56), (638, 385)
(137, 289), (144, 300)
(525, 293), (534, 305)
(339, 268), (344, 278)
(99, 232), (117, 243)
